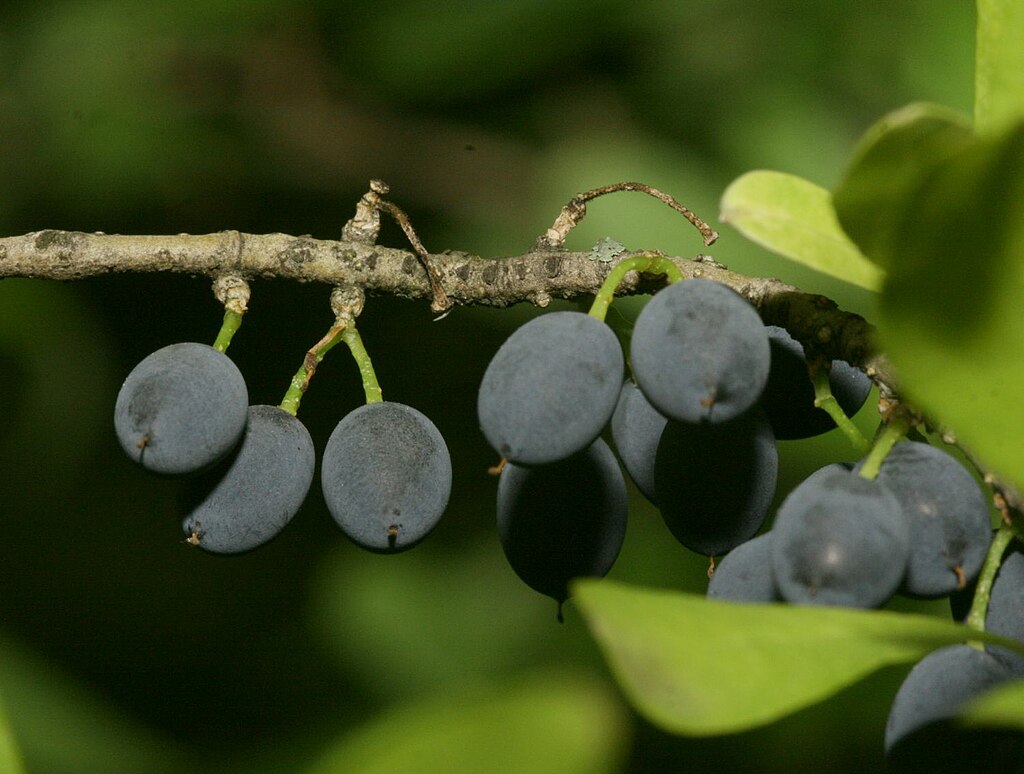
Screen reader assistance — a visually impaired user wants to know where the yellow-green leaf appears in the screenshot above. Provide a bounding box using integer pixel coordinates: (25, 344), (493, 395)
(720, 170), (883, 291)
(976, 0), (1024, 135)
(574, 580), (1024, 736)
(960, 680), (1024, 730)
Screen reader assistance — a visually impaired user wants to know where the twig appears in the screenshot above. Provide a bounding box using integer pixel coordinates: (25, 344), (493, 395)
(374, 197), (452, 316)
(536, 182), (719, 250)
(341, 179), (389, 244)
(341, 180), (452, 316)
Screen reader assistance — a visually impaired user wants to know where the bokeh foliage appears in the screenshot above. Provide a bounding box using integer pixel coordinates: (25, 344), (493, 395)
(0, 2), (979, 771)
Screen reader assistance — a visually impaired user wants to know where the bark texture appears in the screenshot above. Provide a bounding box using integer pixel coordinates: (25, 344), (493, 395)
(0, 229), (888, 380)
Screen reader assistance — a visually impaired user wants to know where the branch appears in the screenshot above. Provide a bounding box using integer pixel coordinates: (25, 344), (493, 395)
(0, 228), (892, 387)
(6, 179), (1014, 532)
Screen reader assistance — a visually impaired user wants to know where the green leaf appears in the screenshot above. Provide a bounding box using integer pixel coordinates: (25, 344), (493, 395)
(305, 673), (630, 774)
(573, 580), (1024, 736)
(878, 122), (1024, 492)
(719, 170), (883, 291)
(976, 0), (1024, 135)
(0, 633), (193, 774)
(834, 103), (974, 268)
(0, 689), (25, 774)
(960, 679), (1024, 730)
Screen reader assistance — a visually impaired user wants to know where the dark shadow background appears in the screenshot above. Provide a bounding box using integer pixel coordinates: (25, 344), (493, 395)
(0, 1), (975, 771)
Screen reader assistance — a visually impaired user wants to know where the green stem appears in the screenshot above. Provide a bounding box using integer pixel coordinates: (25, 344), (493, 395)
(966, 524), (1015, 632)
(341, 321), (383, 404)
(588, 254), (684, 322)
(857, 416), (910, 480)
(279, 322), (347, 416)
(212, 309), (244, 353)
(810, 365), (869, 454)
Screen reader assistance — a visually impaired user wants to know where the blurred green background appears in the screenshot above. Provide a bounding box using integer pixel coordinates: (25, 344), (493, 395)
(0, 1), (976, 771)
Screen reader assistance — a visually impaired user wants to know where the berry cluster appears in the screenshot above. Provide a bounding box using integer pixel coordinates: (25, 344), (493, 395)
(709, 442), (992, 606)
(113, 255), (1022, 765)
(478, 276), (874, 611)
(477, 272), (1022, 763)
(115, 332), (451, 555)
(710, 437), (1008, 763)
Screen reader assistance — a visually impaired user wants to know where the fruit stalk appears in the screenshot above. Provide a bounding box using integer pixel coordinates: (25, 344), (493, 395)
(341, 322), (383, 405)
(588, 254), (683, 322)
(280, 321), (348, 416)
(810, 364), (870, 453)
(966, 523), (1016, 633)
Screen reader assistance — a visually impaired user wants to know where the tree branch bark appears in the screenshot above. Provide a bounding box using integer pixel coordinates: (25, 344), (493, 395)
(0, 228), (892, 387)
